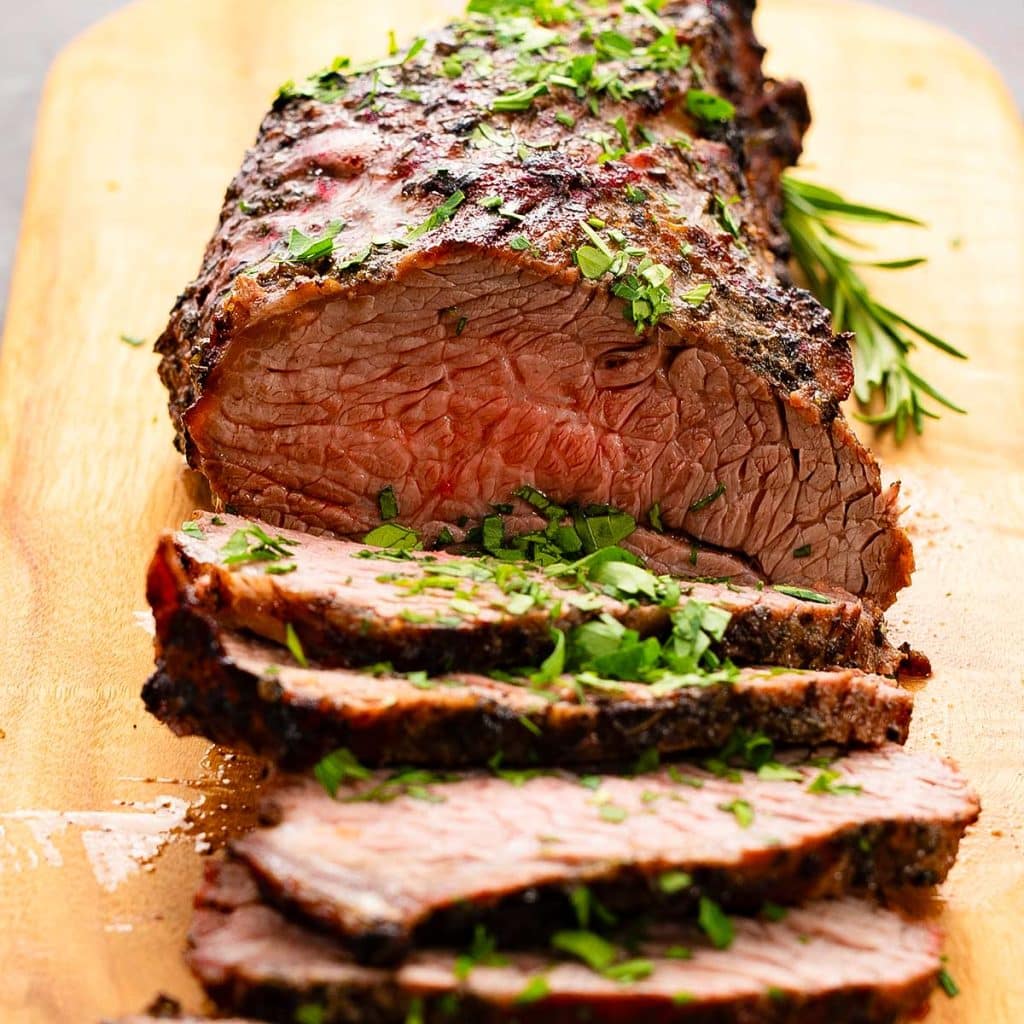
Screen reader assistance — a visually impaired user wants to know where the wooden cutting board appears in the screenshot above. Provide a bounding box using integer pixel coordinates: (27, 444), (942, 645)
(0, 1), (1021, 1020)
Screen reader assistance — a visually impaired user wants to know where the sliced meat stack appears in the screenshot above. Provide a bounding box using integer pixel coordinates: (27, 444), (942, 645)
(232, 747), (976, 963)
(156, 513), (907, 675)
(119, 1), (978, 1022)
(144, 515), (913, 767)
(155, 0), (914, 608)
(182, 859), (945, 1024)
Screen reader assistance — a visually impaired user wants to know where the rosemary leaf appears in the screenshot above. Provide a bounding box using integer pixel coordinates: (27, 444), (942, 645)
(782, 174), (965, 441)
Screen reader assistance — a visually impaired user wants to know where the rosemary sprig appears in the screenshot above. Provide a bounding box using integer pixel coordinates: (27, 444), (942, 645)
(782, 175), (966, 441)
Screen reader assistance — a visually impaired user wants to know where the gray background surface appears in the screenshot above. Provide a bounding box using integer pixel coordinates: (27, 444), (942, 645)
(1, 0), (1021, 327)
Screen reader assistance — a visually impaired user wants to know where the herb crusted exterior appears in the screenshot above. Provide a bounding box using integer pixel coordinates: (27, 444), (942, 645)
(157, 0), (913, 610)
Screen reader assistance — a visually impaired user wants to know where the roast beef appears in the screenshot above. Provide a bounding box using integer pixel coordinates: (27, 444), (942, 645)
(156, 512), (906, 675)
(232, 747), (977, 963)
(156, 0), (913, 608)
(144, 597), (913, 768)
(188, 859), (943, 1024)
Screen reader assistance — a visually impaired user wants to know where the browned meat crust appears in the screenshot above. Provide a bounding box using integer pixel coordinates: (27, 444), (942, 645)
(155, 1), (912, 608)
(230, 751), (977, 963)
(187, 859), (943, 1024)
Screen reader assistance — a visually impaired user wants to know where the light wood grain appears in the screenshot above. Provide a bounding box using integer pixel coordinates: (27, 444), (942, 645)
(0, 1), (1021, 1021)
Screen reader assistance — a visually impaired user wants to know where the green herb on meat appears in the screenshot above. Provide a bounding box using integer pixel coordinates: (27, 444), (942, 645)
(688, 482), (725, 513)
(220, 523), (300, 570)
(807, 769), (863, 796)
(686, 88), (735, 122)
(314, 747), (372, 797)
(378, 485), (400, 521)
(406, 190), (466, 241)
(285, 623), (309, 667)
(363, 523), (421, 551)
(772, 584), (831, 604)
(698, 896), (734, 949)
(280, 220), (346, 263)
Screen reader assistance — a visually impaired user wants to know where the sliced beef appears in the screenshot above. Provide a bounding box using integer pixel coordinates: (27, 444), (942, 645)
(232, 747), (977, 964)
(157, 512), (906, 675)
(143, 596), (912, 768)
(156, 1), (913, 608)
(189, 859), (942, 1024)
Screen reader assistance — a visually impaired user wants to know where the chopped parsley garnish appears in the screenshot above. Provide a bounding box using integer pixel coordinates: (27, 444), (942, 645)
(685, 88), (736, 122)
(612, 258), (675, 333)
(688, 482), (725, 512)
(404, 997), (424, 1024)
(294, 1004), (326, 1024)
(180, 520), (205, 540)
(576, 244), (613, 280)
(280, 220), (346, 263)
(555, 110), (576, 127)
(492, 81), (549, 111)
(335, 246), (371, 272)
(515, 975), (550, 1004)
(285, 623), (309, 667)
(681, 282), (712, 307)
(518, 714), (543, 736)
(363, 523), (421, 551)
(658, 870), (693, 894)
(569, 884), (617, 929)
(761, 902), (788, 922)
(220, 523), (299, 569)
(624, 183), (647, 204)
(604, 959), (654, 983)
(406, 190), (466, 241)
(938, 962), (960, 998)
(772, 584), (831, 604)
(648, 502), (664, 532)
(454, 925), (508, 979)
(119, 333), (145, 348)
(442, 54), (464, 77)
(807, 769), (863, 796)
(574, 506), (636, 551)
(714, 195), (742, 241)
(378, 485), (400, 521)
(757, 762), (803, 782)
(314, 747), (372, 797)
(719, 798), (754, 828)
(551, 930), (616, 972)
(793, 543), (812, 558)
(529, 628), (566, 685)
(552, 930), (652, 984)
(698, 896), (734, 949)
(598, 802), (628, 823)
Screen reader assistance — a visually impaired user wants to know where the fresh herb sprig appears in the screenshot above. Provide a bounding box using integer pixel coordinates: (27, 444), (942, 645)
(782, 174), (965, 441)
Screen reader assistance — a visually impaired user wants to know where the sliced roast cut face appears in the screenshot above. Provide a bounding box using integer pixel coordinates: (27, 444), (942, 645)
(231, 747), (977, 964)
(157, 513), (906, 676)
(143, 598), (913, 769)
(157, 2), (913, 608)
(190, 859), (943, 1024)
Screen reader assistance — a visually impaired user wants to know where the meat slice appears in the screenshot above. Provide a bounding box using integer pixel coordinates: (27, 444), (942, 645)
(156, 512), (906, 676)
(156, 1), (913, 608)
(189, 859), (943, 1024)
(232, 747), (977, 964)
(143, 597), (912, 768)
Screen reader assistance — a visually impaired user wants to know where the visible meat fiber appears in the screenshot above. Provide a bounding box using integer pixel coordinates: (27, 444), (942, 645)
(232, 747), (977, 963)
(158, 512), (907, 676)
(156, 1), (913, 608)
(143, 599), (913, 769)
(189, 859), (943, 1024)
